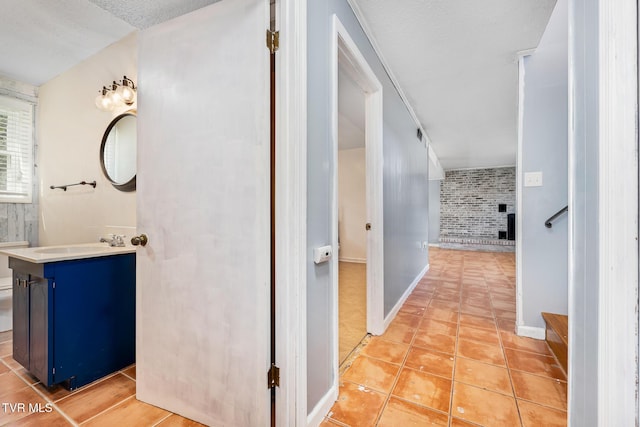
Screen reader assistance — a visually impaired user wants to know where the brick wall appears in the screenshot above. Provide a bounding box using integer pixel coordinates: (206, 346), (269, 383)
(440, 167), (516, 239)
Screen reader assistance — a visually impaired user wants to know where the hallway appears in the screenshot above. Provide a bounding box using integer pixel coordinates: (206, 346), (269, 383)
(322, 248), (567, 426)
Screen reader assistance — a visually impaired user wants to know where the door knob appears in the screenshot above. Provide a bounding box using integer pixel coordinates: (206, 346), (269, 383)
(366, 223), (371, 231)
(131, 234), (148, 247)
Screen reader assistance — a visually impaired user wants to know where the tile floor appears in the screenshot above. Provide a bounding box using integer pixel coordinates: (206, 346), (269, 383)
(0, 332), (203, 426)
(323, 247), (567, 427)
(0, 247), (566, 426)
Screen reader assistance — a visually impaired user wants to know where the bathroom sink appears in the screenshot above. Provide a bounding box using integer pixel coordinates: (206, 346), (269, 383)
(34, 246), (112, 255)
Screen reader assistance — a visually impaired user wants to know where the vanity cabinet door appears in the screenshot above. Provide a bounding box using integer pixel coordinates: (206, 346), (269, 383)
(12, 273), (29, 368)
(28, 277), (49, 383)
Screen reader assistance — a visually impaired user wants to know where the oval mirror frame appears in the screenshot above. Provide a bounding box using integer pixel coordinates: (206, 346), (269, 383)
(100, 111), (137, 192)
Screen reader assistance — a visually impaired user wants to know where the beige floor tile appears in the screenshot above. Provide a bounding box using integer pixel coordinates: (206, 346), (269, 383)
(380, 323), (416, 344)
(404, 346), (454, 379)
(511, 370), (567, 410)
(518, 399), (567, 427)
(493, 308), (516, 320)
(496, 318), (516, 333)
(342, 355), (400, 393)
(459, 313), (496, 330)
(460, 304), (494, 318)
(318, 419), (343, 426)
(9, 408), (72, 426)
(360, 337), (409, 365)
(1, 355), (22, 370)
(0, 387), (46, 425)
(450, 417), (482, 426)
(377, 397), (449, 426)
(155, 414), (207, 426)
(418, 317), (458, 337)
(451, 382), (520, 426)
(0, 371), (31, 399)
(34, 382), (74, 402)
(392, 368), (452, 413)
(458, 325), (500, 346)
(14, 367), (39, 385)
(405, 294), (431, 307)
(399, 303), (426, 317)
(457, 338), (506, 366)
(121, 365), (136, 380)
(0, 340), (12, 357)
(505, 348), (565, 380)
(423, 307), (459, 323)
(82, 396), (170, 426)
(428, 299), (460, 311)
(392, 313), (424, 329)
(328, 381), (386, 426)
(56, 374), (136, 423)
(454, 357), (512, 395)
(0, 361), (9, 375)
(413, 330), (456, 355)
(500, 331), (551, 355)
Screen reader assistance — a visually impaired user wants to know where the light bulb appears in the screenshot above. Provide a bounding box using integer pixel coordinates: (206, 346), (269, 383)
(95, 87), (115, 111)
(107, 82), (123, 106)
(116, 76), (137, 105)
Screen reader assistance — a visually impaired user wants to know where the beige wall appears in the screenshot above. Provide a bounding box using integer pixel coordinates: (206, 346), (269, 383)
(338, 147), (366, 262)
(37, 32), (137, 245)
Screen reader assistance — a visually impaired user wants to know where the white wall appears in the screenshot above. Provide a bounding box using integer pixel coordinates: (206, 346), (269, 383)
(338, 148), (366, 262)
(37, 32), (137, 245)
(519, 0), (568, 332)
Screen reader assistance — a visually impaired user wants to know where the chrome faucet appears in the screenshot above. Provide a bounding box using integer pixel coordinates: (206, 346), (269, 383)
(99, 234), (126, 247)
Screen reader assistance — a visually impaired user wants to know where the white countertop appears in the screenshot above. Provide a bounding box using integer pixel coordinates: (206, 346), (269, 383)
(0, 243), (136, 264)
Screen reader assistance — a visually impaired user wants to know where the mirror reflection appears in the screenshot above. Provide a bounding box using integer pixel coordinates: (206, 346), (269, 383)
(100, 112), (136, 192)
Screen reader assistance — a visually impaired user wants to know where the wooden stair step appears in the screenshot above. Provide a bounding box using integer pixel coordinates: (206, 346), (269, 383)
(541, 312), (568, 373)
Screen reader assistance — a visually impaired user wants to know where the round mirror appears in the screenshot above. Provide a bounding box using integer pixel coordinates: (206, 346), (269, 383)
(100, 111), (136, 192)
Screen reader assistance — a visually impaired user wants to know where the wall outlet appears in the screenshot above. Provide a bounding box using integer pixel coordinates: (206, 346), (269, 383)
(524, 171), (543, 187)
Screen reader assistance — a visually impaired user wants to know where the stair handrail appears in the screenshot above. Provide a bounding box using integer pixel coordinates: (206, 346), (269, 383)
(545, 205), (568, 228)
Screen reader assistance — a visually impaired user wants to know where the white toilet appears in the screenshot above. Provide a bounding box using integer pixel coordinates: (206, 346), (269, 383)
(0, 241), (29, 333)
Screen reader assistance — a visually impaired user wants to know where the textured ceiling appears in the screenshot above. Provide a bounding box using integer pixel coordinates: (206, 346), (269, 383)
(351, 0), (557, 170)
(87, 0), (220, 29)
(0, 0), (219, 86)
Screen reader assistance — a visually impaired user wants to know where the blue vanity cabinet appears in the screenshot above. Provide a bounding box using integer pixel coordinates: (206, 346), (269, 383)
(10, 253), (135, 389)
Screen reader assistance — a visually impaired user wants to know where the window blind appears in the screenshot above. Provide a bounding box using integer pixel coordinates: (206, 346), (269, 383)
(0, 95), (33, 203)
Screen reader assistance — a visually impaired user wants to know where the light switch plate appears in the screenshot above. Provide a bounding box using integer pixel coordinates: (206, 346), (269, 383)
(524, 171), (543, 187)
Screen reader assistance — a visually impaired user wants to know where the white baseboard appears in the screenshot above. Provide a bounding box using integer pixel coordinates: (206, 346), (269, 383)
(428, 243), (440, 247)
(382, 263), (430, 330)
(307, 384), (338, 427)
(338, 257), (366, 264)
(516, 325), (546, 340)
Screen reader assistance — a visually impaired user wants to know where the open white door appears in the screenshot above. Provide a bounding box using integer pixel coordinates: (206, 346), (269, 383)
(136, 1), (271, 425)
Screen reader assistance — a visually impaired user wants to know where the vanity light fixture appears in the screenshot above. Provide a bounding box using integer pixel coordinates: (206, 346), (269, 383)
(116, 76), (137, 105)
(94, 76), (137, 111)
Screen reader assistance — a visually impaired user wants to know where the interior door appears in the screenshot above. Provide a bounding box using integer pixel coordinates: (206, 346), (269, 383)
(136, 1), (271, 425)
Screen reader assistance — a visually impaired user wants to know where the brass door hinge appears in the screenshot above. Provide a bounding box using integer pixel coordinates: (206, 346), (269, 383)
(267, 363), (280, 388)
(266, 30), (279, 53)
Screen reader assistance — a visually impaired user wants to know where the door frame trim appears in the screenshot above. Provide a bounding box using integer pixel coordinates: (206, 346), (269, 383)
(329, 13), (385, 389)
(274, 0), (307, 424)
(592, 0), (638, 422)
